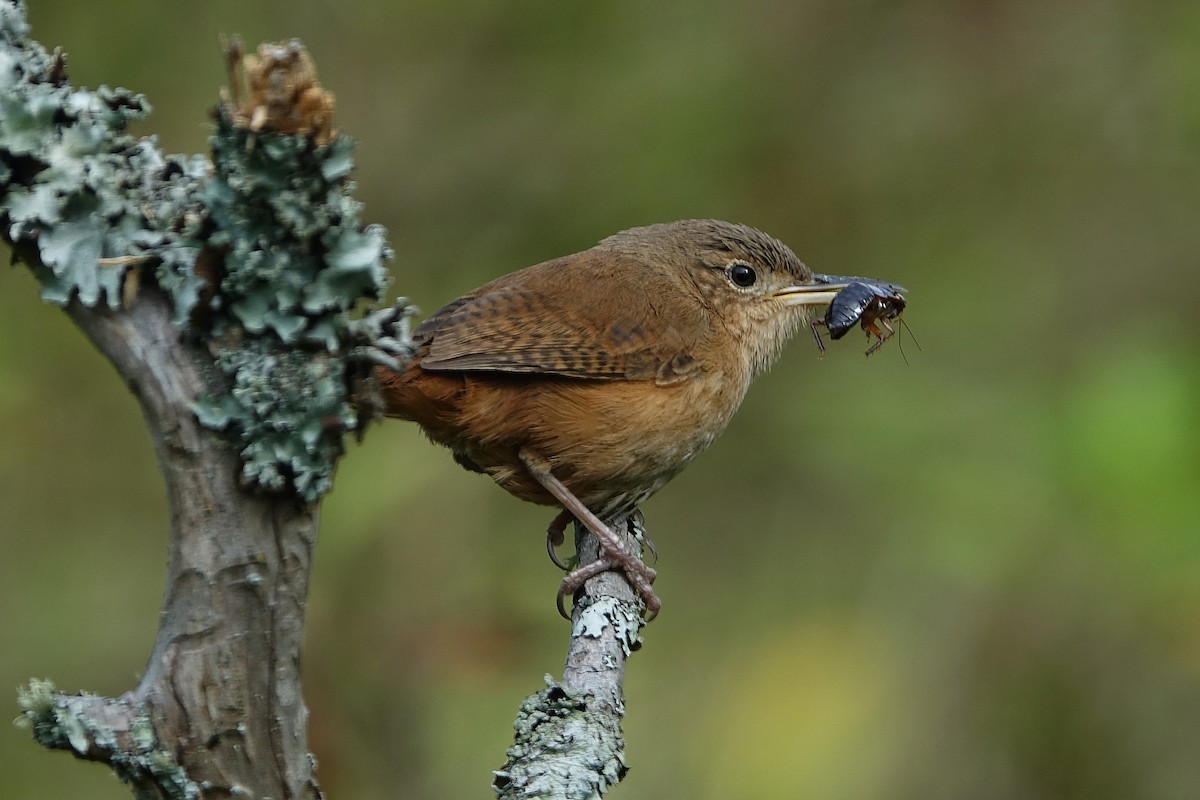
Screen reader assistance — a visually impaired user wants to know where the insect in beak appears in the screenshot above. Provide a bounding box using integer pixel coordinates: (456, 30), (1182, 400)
(808, 278), (910, 358)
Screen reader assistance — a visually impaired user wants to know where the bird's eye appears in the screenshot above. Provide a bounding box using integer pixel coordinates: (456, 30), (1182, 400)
(728, 262), (757, 288)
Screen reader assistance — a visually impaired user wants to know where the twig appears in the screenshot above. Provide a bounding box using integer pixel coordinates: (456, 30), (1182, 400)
(493, 513), (645, 799)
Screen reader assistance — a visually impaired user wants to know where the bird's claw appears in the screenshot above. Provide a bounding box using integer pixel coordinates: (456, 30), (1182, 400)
(545, 510), (574, 571)
(556, 550), (659, 621)
(627, 511), (659, 565)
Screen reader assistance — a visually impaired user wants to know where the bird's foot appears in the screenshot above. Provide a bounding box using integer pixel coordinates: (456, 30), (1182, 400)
(548, 509), (657, 570)
(545, 509), (574, 570)
(556, 540), (659, 622)
(519, 448), (662, 622)
(627, 509), (658, 565)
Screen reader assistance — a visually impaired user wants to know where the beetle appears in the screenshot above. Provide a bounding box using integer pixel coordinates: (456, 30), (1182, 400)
(809, 277), (908, 357)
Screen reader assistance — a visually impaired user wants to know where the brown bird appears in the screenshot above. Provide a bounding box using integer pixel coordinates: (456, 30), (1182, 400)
(376, 219), (886, 619)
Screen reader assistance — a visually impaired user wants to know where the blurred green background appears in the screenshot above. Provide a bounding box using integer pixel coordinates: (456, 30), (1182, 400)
(3, 0), (1200, 797)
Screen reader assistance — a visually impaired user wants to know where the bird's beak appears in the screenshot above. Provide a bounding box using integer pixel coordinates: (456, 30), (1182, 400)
(771, 284), (845, 307)
(771, 273), (908, 307)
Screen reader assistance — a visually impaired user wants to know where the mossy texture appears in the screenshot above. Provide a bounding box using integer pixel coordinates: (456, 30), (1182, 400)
(493, 678), (627, 800)
(17, 680), (199, 800)
(0, 0), (409, 502)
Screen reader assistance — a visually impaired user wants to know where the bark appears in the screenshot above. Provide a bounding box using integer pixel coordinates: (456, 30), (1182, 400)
(15, 280), (323, 799)
(4, 7), (352, 796)
(75, 291), (321, 799)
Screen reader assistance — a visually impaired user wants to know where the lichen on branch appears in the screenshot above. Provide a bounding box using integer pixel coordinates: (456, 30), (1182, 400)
(17, 679), (199, 800)
(186, 96), (408, 500)
(0, 0), (162, 309)
(0, 2), (412, 502)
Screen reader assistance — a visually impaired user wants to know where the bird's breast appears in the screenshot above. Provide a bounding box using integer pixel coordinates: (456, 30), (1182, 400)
(522, 364), (751, 507)
(376, 359), (752, 512)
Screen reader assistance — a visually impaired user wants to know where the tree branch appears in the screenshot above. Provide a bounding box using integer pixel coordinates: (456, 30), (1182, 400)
(13, 189), (327, 800)
(494, 514), (646, 799)
(3, 4), (405, 797)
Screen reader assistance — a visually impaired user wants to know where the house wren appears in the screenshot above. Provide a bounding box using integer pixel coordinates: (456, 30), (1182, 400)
(376, 219), (895, 619)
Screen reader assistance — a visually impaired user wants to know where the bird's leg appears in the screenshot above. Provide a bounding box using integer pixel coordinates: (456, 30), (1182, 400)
(553, 508), (656, 569)
(519, 449), (660, 620)
(545, 509), (574, 570)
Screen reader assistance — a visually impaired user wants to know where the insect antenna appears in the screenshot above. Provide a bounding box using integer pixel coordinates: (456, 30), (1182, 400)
(894, 317), (920, 365)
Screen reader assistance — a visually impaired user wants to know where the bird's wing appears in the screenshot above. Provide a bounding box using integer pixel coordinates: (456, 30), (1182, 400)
(415, 254), (710, 386)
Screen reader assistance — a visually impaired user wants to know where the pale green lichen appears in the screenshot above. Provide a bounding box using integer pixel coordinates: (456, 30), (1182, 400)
(184, 108), (410, 501)
(14, 677), (55, 725)
(493, 677), (627, 800)
(193, 339), (356, 499)
(16, 679), (200, 800)
(572, 596), (644, 658)
(0, 0), (164, 309)
(0, 0), (412, 503)
(198, 112), (393, 345)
